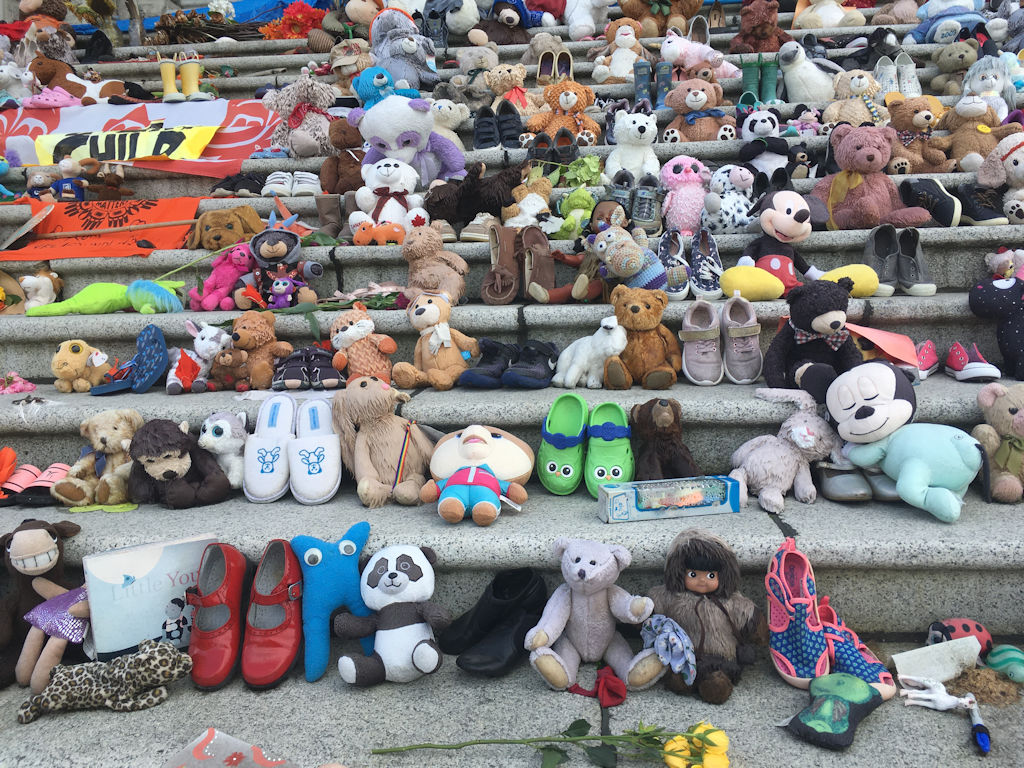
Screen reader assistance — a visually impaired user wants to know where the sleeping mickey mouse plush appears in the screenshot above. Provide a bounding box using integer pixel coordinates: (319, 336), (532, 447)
(127, 419), (231, 509)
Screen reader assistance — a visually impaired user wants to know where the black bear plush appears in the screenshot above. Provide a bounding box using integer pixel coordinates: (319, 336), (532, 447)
(128, 419), (231, 509)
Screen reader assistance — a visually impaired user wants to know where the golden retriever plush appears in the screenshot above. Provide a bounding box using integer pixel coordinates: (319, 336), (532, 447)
(185, 207), (264, 250)
(51, 409), (145, 507)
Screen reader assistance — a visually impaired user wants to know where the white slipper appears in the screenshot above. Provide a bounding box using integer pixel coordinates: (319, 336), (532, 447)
(244, 393), (296, 503)
(287, 397), (342, 505)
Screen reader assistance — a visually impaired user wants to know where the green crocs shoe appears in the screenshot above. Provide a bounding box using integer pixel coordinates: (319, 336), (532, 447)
(538, 393), (588, 495)
(584, 402), (634, 499)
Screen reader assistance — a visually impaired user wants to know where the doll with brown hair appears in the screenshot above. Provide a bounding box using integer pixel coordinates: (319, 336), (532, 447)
(647, 529), (767, 704)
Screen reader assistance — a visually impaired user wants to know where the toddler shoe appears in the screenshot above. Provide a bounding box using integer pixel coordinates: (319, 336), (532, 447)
(584, 402), (633, 498)
(538, 392), (588, 496)
(244, 393), (296, 503)
(305, 347), (343, 390)
(240, 539), (303, 690)
(689, 228), (723, 300)
(459, 338), (519, 389)
(271, 350), (310, 391)
(679, 299), (723, 386)
(631, 173), (664, 236)
(287, 398), (342, 505)
(720, 292), (762, 384)
(944, 342), (1001, 382)
(915, 340), (940, 380)
(658, 229), (690, 301)
(766, 538), (830, 689)
(816, 595), (897, 701)
(896, 228), (936, 296)
(291, 171), (322, 196)
(501, 340), (559, 389)
(261, 171), (294, 197)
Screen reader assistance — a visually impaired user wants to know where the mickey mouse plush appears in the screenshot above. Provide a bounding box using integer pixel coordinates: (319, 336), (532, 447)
(739, 189), (829, 294)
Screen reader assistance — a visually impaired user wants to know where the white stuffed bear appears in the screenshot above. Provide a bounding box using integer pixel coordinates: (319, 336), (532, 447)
(349, 159), (429, 235)
(552, 316), (628, 388)
(563, 0), (615, 41)
(198, 411), (247, 489)
(334, 544), (452, 685)
(526, 538), (666, 691)
(702, 164), (758, 235)
(430, 99), (470, 152)
(603, 110), (660, 184)
(793, 0), (865, 29)
(978, 133), (1024, 224)
(591, 20), (643, 84)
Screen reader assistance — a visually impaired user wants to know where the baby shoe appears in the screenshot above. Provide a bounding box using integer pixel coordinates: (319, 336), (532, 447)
(605, 169), (635, 213)
(895, 52), (921, 97)
(817, 595), (897, 700)
(305, 346), (343, 390)
(864, 224), (899, 297)
(584, 402), (633, 498)
(538, 392), (588, 496)
(944, 342), (1001, 382)
(459, 338), (520, 389)
(501, 340), (559, 389)
(240, 540), (303, 690)
(271, 350), (310, 391)
(720, 292), (762, 384)
(250, 145), (291, 159)
(679, 299), (723, 386)
(473, 106), (501, 150)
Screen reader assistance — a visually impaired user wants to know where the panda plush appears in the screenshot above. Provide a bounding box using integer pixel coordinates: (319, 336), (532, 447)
(737, 107), (790, 178)
(334, 544), (452, 686)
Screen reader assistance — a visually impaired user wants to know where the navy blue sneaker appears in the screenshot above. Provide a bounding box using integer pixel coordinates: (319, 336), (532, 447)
(459, 338), (519, 389)
(501, 340), (559, 389)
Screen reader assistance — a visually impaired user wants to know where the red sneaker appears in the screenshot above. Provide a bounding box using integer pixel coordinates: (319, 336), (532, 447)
(944, 342), (1001, 382)
(240, 540), (303, 690)
(916, 340), (940, 380)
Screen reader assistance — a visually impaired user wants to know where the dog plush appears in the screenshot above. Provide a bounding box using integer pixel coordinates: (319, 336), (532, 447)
(662, 80), (736, 144)
(629, 398), (701, 480)
(17, 640), (192, 723)
(604, 110), (660, 182)
(165, 320), (232, 395)
(977, 133), (1024, 225)
(334, 544), (451, 685)
(184, 207), (264, 251)
(51, 409), (143, 507)
(552, 316), (628, 388)
(229, 311), (294, 390)
(701, 164), (757, 235)
(127, 419), (231, 509)
(51, 339), (110, 393)
(392, 293), (479, 391)
(526, 538), (666, 690)
(333, 376), (435, 507)
(18, 268), (62, 310)
(329, 302), (397, 381)
(27, 54), (124, 105)
(197, 412), (247, 490)
(402, 223), (469, 304)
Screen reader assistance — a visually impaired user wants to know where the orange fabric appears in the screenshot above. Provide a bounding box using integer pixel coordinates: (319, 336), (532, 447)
(0, 198), (200, 261)
(775, 315), (918, 368)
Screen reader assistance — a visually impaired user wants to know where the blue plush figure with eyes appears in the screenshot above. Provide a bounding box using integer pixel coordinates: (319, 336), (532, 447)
(351, 67), (420, 111)
(0, 155), (15, 201)
(291, 521), (373, 682)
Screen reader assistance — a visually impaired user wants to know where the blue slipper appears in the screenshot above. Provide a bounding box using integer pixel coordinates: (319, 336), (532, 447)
(249, 146), (292, 160)
(91, 324), (169, 395)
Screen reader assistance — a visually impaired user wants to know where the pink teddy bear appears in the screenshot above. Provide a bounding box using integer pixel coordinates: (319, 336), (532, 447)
(189, 243), (254, 311)
(661, 155), (711, 236)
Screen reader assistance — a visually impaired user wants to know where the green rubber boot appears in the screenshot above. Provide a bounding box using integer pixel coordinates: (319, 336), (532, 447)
(760, 57), (779, 105)
(740, 55), (761, 107)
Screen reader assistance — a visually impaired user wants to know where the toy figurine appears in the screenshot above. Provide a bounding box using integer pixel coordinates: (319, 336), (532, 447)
(647, 529), (767, 704)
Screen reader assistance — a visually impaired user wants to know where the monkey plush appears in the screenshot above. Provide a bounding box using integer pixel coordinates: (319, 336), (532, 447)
(127, 419), (231, 509)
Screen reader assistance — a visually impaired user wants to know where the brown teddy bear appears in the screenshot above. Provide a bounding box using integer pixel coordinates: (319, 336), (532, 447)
(886, 96), (956, 175)
(663, 79), (736, 143)
(972, 382), (1024, 503)
(630, 398), (700, 480)
(402, 223), (469, 303)
(229, 311), (294, 390)
(930, 99), (1023, 173)
(589, 19), (654, 85)
(728, 0), (792, 54)
(821, 70), (888, 126)
(603, 285), (681, 390)
(811, 124), (932, 230)
(526, 81), (602, 146)
(392, 293), (479, 391)
(929, 39), (978, 96)
(51, 340), (109, 393)
(332, 375), (436, 507)
(319, 120), (366, 196)
(873, 0), (924, 25)
(209, 348), (250, 392)
(262, 68), (337, 158)
(620, 0), (701, 38)
(51, 409), (144, 507)
(329, 302), (397, 381)
(485, 63), (548, 116)
(184, 207), (264, 251)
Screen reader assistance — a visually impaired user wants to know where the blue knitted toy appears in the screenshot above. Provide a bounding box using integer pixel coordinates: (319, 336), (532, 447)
(591, 225), (689, 292)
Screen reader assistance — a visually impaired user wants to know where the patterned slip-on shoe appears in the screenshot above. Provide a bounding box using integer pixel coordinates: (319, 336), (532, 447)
(817, 595), (897, 700)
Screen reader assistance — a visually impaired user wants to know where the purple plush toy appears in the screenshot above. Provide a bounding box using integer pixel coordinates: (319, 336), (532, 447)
(266, 274), (306, 309)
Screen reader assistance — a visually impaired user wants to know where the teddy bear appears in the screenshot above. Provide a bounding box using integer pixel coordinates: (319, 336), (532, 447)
(437, 43), (499, 114)
(330, 302), (397, 381)
(604, 110), (660, 183)
(620, 0), (700, 38)
(51, 339), (109, 393)
(392, 292), (479, 391)
(319, 116), (367, 197)
(793, 0), (865, 29)
(972, 382), (1024, 503)
(811, 124), (933, 231)
(348, 95), (467, 185)
(468, 0), (557, 47)
(729, 0), (793, 54)
(702, 164), (757, 235)
(929, 39), (979, 95)
(969, 270), (1024, 380)
(262, 67), (338, 158)
(332, 376), (436, 507)
(184, 207), (264, 251)
(329, 38), (373, 98)
(430, 99), (470, 151)
(821, 70), (889, 126)
(886, 95), (957, 175)
(763, 277), (864, 403)
(208, 348), (250, 392)
(977, 133), (1024, 224)
(229, 311), (294, 390)
(402, 222), (469, 303)
(601, 285), (681, 390)
(188, 243), (253, 311)
(662, 79), (736, 143)
(419, 425), (534, 525)
(127, 419), (231, 509)
(930, 96), (1023, 172)
(592, 225), (689, 294)
(874, 0), (925, 25)
(369, 9), (440, 91)
(661, 155), (712, 236)
(660, 26), (740, 82)
(349, 158), (429, 242)
(351, 66), (420, 110)
(589, 19), (651, 85)
(483, 63), (547, 116)
(629, 398), (700, 480)
(526, 538), (666, 691)
(50, 409), (143, 507)
(525, 81), (601, 147)
(501, 176), (554, 228)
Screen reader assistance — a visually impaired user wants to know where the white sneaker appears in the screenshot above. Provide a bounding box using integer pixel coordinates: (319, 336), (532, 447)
(873, 55), (898, 97)
(262, 170), (293, 197)
(291, 171), (322, 196)
(895, 52), (921, 98)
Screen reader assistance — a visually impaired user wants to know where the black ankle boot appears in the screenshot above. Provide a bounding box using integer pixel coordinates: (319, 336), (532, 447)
(438, 568), (547, 655)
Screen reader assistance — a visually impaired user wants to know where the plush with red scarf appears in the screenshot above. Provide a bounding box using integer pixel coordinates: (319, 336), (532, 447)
(349, 158), (429, 241)
(484, 63), (548, 116)
(525, 80), (602, 146)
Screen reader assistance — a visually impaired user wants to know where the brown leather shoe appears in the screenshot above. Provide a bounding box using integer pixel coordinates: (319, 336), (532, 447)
(481, 221), (520, 305)
(520, 225), (556, 302)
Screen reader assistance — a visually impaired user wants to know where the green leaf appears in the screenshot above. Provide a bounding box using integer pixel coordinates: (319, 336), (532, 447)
(584, 744), (617, 767)
(540, 746), (569, 768)
(548, 168), (561, 186)
(561, 719), (592, 738)
(529, 165), (544, 182)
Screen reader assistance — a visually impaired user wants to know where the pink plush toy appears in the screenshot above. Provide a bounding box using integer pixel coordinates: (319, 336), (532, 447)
(189, 244), (254, 311)
(660, 27), (740, 83)
(661, 155), (711, 235)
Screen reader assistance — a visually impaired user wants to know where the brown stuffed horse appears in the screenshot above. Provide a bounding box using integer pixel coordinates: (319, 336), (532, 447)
(27, 54), (125, 105)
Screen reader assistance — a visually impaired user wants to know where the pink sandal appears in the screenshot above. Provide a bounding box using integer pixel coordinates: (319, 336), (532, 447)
(22, 87), (81, 109)
(0, 464), (41, 504)
(817, 595), (897, 700)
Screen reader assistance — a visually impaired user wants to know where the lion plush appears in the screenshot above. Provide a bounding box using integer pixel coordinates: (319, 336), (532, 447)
(184, 207), (264, 251)
(392, 293), (479, 391)
(526, 81), (602, 146)
(127, 419), (231, 509)
(822, 70), (889, 126)
(51, 340), (109, 393)
(51, 409), (144, 507)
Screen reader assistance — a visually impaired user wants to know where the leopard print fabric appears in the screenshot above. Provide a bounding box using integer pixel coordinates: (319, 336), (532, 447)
(17, 640), (193, 723)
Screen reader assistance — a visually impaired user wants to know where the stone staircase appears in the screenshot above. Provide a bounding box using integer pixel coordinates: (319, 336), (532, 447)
(1, 7), (1022, 767)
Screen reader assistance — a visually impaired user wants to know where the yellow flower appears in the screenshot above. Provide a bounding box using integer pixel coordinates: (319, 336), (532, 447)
(663, 735), (692, 768)
(687, 722), (729, 754)
(702, 753), (729, 768)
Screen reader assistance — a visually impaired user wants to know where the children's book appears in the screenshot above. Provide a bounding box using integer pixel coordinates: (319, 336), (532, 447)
(83, 533), (216, 660)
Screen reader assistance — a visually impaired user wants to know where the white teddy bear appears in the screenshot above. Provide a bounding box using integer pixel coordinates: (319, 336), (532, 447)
(429, 99), (470, 152)
(978, 133), (1024, 225)
(552, 316), (628, 389)
(563, 0), (616, 41)
(793, 0), (865, 29)
(349, 158), (429, 235)
(602, 110), (660, 184)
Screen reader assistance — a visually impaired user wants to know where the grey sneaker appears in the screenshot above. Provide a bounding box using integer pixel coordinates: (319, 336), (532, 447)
(864, 224), (899, 297)
(678, 299), (723, 386)
(632, 173), (664, 236)
(720, 292), (763, 384)
(897, 228), (936, 296)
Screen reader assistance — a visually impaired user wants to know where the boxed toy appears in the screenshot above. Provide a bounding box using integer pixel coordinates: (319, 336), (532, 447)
(597, 476), (741, 523)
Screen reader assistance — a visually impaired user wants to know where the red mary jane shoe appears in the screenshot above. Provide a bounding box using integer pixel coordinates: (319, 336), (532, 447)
(187, 543), (254, 691)
(241, 539), (303, 689)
